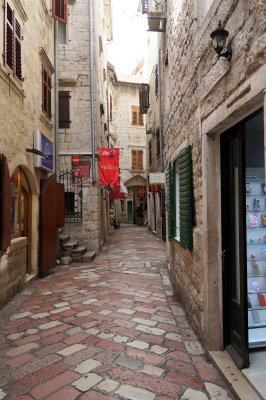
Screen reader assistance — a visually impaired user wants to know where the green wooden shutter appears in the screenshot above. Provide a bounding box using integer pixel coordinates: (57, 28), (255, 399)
(178, 145), (193, 250)
(167, 163), (176, 238)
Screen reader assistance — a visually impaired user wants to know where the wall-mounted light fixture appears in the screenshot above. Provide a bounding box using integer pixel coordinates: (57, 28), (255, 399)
(26, 148), (48, 159)
(210, 22), (232, 61)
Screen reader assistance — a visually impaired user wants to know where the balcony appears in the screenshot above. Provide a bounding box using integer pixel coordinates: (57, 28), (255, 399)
(141, 0), (166, 32)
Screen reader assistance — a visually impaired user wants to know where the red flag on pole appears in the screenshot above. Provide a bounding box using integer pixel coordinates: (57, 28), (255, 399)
(99, 148), (120, 189)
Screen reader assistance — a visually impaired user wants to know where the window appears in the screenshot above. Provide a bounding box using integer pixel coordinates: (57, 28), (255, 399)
(59, 91), (70, 128)
(131, 106), (144, 126)
(168, 146), (193, 250)
(131, 150), (143, 171)
(42, 66), (52, 119)
(58, 21), (67, 45)
(4, 2), (22, 82)
(52, 0), (67, 24)
(10, 167), (30, 238)
(156, 129), (161, 158)
(110, 95), (113, 121)
(120, 200), (125, 213)
(149, 141), (152, 165)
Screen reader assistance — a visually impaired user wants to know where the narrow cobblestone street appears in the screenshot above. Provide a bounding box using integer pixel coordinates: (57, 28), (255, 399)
(0, 225), (235, 400)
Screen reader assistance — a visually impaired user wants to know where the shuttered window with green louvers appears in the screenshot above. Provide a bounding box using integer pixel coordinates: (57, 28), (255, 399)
(167, 162), (176, 238)
(178, 145), (193, 250)
(168, 146), (193, 251)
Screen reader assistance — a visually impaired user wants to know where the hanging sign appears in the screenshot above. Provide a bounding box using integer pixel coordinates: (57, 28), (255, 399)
(72, 155), (91, 184)
(99, 148), (120, 189)
(34, 131), (54, 172)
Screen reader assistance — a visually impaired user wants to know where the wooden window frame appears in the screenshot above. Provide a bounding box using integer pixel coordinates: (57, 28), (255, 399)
(131, 106), (144, 127)
(4, 2), (22, 83)
(42, 65), (52, 120)
(131, 149), (144, 171)
(59, 91), (71, 128)
(52, 0), (67, 24)
(10, 167), (30, 239)
(168, 146), (193, 250)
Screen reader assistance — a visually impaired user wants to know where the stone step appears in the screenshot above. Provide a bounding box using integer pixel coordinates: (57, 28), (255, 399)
(82, 251), (96, 263)
(63, 241), (79, 251)
(59, 233), (70, 244)
(70, 246), (87, 256)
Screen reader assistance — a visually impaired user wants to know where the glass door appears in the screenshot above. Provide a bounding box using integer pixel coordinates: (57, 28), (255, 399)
(245, 109), (266, 348)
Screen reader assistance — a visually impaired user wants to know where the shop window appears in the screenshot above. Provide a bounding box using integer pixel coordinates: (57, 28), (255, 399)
(168, 145), (193, 250)
(59, 91), (71, 128)
(4, 2), (22, 82)
(120, 200), (125, 213)
(131, 149), (143, 171)
(10, 167), (30, 238)
(131, 106), (144, 126)
(42, 66), (52, 119)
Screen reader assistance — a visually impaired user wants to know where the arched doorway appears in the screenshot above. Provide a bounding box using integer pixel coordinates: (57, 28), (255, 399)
(11, 167), (32, 273)
(124, 175), (147, 225)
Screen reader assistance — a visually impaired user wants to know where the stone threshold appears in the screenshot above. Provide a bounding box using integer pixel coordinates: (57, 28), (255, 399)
(25, 274), (38, 285)
(208, 350), (263, 400)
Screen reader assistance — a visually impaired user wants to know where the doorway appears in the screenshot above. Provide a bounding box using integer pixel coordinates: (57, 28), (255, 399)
(221, 108), (264, 369)
(127, 199), (133, 223)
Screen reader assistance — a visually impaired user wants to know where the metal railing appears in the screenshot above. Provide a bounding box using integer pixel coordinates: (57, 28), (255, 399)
(58, 169), (83, 223)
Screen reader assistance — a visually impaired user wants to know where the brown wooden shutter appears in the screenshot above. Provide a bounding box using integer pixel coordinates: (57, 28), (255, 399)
(48, 75), (52, 119)
(132, 106), (138, 125)
(137, 150), (143, 170)
(15, 19), (22, 80)
(6, 3), (14, 71)
(59, 91), (70, 128)
(131, 150), (137, 170)
(139, 112), (144, 126)
(42, 66), (51, 119)
(56, 183), (65, 227)
(0, 155), (11, 251)
(52, 0), (67, 24)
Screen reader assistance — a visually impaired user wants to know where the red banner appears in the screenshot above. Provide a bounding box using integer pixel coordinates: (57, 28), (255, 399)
(99, 148), (120, 189)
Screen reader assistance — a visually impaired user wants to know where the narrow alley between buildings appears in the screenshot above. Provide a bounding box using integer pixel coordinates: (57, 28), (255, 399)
(0, 225), (235, 400)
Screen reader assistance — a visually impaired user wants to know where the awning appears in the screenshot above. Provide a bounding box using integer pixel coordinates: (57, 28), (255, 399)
(109, 182), (128, 200)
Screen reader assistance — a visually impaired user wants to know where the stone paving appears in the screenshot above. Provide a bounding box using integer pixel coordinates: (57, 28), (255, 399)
(0, 225), (235, 399)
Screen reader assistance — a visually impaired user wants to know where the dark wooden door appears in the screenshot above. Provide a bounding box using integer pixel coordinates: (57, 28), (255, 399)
(221, 127), (249, 368)
(40, 175), (64, 275)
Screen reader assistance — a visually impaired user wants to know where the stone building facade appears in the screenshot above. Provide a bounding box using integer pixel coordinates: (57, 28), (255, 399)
(0, 0), (55, 306)
(107, 64), (148, 225)
(154, 0), (266, 382)
(58, 0), (111, 252)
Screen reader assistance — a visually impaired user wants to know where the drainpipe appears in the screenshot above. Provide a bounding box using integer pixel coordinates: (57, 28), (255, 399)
(106, 88), (110, 148)
(158, 40), (164, 172)
(89, 0), (96, 183)
(54, 20), (59, 175)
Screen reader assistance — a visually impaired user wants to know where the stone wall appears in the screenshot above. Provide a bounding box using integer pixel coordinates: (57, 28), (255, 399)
(162, 0), (266, 347)
(58, 0), (109, 252)
(0, 0), (55, 306)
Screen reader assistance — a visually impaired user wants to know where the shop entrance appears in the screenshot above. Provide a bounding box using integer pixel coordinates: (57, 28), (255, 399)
(221, 108), (264, 369)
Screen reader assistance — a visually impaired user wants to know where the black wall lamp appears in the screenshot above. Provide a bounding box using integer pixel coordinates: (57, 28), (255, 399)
(210, 22), (232, 61)
(26, 148), (48, 159)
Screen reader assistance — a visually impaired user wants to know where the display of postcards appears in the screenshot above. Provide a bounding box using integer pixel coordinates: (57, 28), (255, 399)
(252, 310), (261, 324)
(248, 213), (259, 227)
(262, 183), (266, 195)
(254, 198), (261, 211)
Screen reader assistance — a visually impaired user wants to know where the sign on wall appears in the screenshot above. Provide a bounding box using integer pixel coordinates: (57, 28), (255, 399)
(71, 155), (91, 184)
(34, 131), (54, 172)
(149, 172), (165, 184)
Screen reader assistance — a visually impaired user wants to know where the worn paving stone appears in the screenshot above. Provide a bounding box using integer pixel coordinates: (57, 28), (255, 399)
(0, 225), (236, 400)
(72, 373), (103, 391)
(115, 384), (156, 400)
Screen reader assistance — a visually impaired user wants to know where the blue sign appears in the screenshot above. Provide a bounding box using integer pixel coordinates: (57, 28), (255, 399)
(41, 134), (53, 172)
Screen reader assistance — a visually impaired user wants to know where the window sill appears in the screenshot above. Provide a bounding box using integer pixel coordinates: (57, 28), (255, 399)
(0, 65), (25, 99)
(40, 114), (53, 130)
